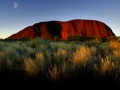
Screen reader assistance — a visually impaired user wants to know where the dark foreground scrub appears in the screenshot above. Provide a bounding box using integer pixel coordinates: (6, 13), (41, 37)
(0, 77), (120, 90)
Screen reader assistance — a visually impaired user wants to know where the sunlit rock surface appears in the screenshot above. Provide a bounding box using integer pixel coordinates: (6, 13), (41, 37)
(7, 19), (115, 40)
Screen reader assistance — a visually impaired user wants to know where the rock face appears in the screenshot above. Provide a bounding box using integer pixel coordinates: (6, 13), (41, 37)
(7, 19), (116, 40)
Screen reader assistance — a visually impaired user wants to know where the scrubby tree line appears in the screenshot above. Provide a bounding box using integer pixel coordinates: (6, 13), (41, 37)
(66, 34), (118, 42)
(0, 34), (118, 42)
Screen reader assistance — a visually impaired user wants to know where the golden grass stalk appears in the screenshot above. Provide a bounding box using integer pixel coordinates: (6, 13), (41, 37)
(0, 52), (3, 60)
(35, 52), (45, 64)
(110, 41), (120, 50)
(100, 56), (115, 74)
(0, 52), (3, 55)
(113, 50), (120, 58)
(72, 46), (91, 66)
(23, 58), (41, 78)
(61, 62), (67, 73)
(53, 49), (67, 64)
(49, 64), (60, 81)
(60, 61), (69, 78)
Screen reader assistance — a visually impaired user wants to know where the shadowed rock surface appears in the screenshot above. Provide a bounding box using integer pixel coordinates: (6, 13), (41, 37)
(6, 19), (116, 40)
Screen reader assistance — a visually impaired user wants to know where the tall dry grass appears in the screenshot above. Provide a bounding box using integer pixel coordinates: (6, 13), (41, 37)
(22, 58), (40, 78)
(1, 38), (120, 84)
(94, 55), (119, 82)
(48, 64), (60, 81)
(22, 52), (46, 78)
(72, 46), (91, 67)
(110, 41), (120, 50)
(100, 56), (115, 74)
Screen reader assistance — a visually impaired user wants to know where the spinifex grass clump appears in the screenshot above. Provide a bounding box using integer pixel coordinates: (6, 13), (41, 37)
(0, 38), (120, 86)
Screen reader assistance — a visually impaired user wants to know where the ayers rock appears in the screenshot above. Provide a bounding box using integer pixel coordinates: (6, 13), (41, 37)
(7, 19), (116, 40)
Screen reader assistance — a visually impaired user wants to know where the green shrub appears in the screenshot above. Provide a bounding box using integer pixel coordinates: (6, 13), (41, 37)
(67, 34), (81, 41)
(18, 36), (30, 42)
(66, 34), (73, 41)
(28, 37), (50, 48)
(79, 36), (86, 42)
(67, 34), (87, 41)
(0, 38), (3, 41)
(72, 34), (80, 41)
(102, 36), (118, 42)
(86, 36), (98, 41)
(53, 36), (60, 42)
(3, 38), (17, 42)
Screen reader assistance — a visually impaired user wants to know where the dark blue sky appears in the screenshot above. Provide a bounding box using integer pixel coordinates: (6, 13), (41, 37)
(0, 0), (120, 39)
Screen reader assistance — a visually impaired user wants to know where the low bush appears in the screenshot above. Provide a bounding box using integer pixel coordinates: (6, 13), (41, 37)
(53, 36), (60, 42)
(102, 36), (118, 42)
(18, 36), (30, 42)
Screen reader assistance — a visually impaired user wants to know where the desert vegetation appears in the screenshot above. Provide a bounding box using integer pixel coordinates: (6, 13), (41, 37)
(0, 36), (120, 87)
